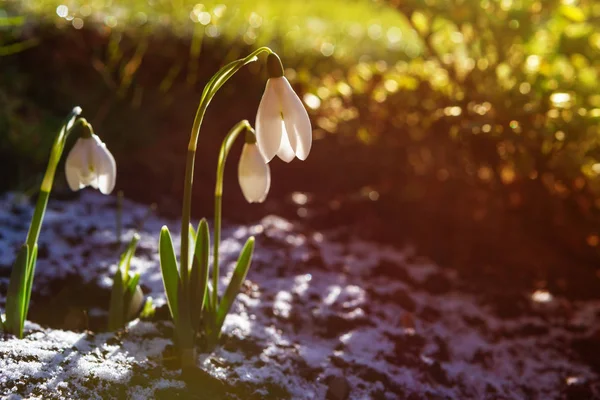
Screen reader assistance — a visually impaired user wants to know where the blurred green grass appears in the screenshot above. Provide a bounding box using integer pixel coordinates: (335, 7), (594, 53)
(3, 0), (600, 266)
(6, 0), (421, 62)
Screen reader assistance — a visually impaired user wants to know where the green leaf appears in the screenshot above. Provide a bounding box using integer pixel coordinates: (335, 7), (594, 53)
(159, 226), (180, 322)
(5, 245), (29, 338)
(0, 16), (26, 27)
(23, 244), (38, 325)
(189, 223), (197, 246)
(187, 223), (196, 273)
(215, 237), (255, 334)
(204, 282), (214, 314)
(108, 269), (124, 331)
(560, 5), (586, 22)
(123, 272), (141, 321)
(190, 218), (210, 330)
(127, 273), (141, 296)
(139, 296), (155, 319)
(120, 233), (140, 284)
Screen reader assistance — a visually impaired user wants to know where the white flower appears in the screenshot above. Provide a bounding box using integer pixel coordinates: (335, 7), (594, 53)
(238, 143), (271, 203)
(65, 134), (116, 194)
(255, 54), (312, 163)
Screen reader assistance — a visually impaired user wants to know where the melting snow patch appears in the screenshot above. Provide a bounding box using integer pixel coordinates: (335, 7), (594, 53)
(1, 191), (599, 398)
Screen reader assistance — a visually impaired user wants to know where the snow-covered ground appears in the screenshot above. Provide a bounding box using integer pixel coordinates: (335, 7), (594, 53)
(1, 191), (599, 399)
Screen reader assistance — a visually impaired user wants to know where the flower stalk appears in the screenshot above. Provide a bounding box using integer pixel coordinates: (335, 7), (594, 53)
(2, 107), (82, 338)
(179, 46), (274, 288)
(163, 47), (273, 361)
(160, 47), (311, 367)
(212, 120), (254, 309)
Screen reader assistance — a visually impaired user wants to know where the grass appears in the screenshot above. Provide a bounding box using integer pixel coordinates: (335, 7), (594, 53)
(7, 0), (422, 63)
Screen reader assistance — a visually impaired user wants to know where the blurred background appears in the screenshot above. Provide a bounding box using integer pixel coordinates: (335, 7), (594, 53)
(1, 0), (600, 299)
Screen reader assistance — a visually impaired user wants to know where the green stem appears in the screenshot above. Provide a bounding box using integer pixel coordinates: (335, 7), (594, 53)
(28, 107), (82, 249)
(180, 348), (197, 369)
(25, 191), (50, 252)
(179, 47), (273, 288)
(6, 107), (82, 337)
(212, 120), (253, 308)
(180, 148), (196, 292)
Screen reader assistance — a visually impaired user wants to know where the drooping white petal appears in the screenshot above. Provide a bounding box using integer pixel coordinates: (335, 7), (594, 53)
(65, 138), (91, 191)
(276, 121), (295, 163)
(64, 134), (116, 194)
(90, 135), (117, 195)
(64, 164), (82, 191)
(269, 78), (297, 154)
(238, 143), (271, 203)
(278, 77), (312, 160)
(255, 79), (284, 162)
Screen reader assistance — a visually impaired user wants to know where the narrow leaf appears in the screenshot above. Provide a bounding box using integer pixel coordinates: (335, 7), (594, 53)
(23, 244), (38, 324)
(189, 223), (197, 247)
(120, 233), (140, 284)
(187, 223), (196, 274)
(190, 218), (210, 330)
(204, 282), (214, 314)
(215, 237), (254, 333)
(139, 296), (155, 319)
(159, 226), (180, 322)
(123, 272), (141, 319)
(123, 271), (141, 318)
(5, 245), (29, 337)
(108, 269), (124, 331)
(127, 273), (141, 295)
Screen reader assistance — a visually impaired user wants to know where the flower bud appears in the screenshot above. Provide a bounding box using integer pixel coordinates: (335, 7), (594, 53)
(238, 142), (271, 203)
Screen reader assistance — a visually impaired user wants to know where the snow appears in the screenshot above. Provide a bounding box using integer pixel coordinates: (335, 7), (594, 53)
(1, 190), (599, 399)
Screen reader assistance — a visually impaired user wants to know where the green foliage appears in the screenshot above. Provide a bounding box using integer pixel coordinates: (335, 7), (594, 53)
(108, 233), (144, 331)
(190, 219), (210, 330)
(159, 217), (256, 364)
(3, 245), (29, 338)
(23, 244), (38, 320)
(159, 226), (180, 322)
(108, 270), (124, 331)
(2, 109), (81, 338)
(11, 0), (414, 63)
(308, 1), (600, 231)
(0, 11), (39, 56)
(139, 297), (156, 319)
(215, 237), (254, 334)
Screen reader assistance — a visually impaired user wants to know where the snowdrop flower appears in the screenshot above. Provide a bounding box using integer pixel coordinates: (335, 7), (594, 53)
(238, 132), (271, 203)
(255, 53), (312, 163)
(65, 120), (116, 194)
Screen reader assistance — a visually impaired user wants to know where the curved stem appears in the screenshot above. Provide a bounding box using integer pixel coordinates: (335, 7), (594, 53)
(28, 107), (82, 250)
(179, 47), (273, 286)
(212, 120), (253, 308)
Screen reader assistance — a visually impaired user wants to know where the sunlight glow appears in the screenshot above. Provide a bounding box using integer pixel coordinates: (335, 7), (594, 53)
(531, 289), (553, 303)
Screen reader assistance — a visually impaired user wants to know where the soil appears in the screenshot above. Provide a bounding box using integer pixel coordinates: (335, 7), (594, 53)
(1, 191), (600, 399)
